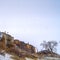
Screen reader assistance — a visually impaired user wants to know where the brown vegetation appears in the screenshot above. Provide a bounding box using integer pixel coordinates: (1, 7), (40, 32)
(0, 32), (36, 58)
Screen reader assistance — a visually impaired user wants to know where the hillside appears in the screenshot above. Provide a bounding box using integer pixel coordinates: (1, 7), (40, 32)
(0, 32), (38, 60)
(0, 32), (60, 60)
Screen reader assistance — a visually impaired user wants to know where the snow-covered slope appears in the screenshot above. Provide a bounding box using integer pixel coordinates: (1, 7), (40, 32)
(5, 53), (13, 60)
(0, 53), (39, 60)
(0, 53), (13, 60)
(0, 54), (5, 60)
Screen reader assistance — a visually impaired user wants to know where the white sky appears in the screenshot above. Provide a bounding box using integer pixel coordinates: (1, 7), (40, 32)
(0, 0), (60, 53)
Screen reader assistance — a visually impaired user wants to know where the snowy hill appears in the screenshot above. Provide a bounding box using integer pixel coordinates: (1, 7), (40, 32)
(0, 32), (60, 60)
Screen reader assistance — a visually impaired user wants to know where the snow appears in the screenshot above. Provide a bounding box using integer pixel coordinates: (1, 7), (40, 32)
(0, 54), (5, 60)
(5, 53), (13, 60)
(0, 53), (13, 60)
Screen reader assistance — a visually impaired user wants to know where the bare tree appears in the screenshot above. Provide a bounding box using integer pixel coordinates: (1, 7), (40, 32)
(40, 41), (58, 52)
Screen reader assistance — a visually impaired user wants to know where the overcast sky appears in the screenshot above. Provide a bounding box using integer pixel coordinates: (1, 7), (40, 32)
(0, 0), (60, 53)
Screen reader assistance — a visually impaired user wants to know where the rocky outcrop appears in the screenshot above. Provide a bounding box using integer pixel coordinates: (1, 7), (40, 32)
(0, 32), (37, 58)
(0, 32), (60, 60)
(14, 39), (36, 53)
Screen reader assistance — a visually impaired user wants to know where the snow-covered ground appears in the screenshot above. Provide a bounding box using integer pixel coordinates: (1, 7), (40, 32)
(0, 53), (13, 60)
(5, 53), (13, 60)
(0, 54), (5, 60)
(0, 54), (39, 60)
(44, 57), (60, 60)
(0, 53), (60, 60)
